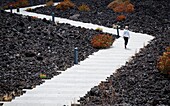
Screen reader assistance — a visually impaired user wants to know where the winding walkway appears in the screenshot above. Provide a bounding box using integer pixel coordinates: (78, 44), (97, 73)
(3, 3), (154, 106)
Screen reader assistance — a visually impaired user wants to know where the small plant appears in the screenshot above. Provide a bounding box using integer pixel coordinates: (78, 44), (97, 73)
(95, 27), (103, 31)
(18, 0), (29, 7)
(78, 4), (90, 11)
(3, 94), (12, 101)
(3, 5), (8, 9)
(46, 0), (54, 7)
(107, 0), (134, 13)
(8, 0), (29, 8)
(107, 0), (124, 10)
(116, 15), (126, 21)
(7, 2), (19, 8)
(166, 47), (170, 52)
(56, 0), (75, 10)
(31, 16), (38, 19)
(107, 0), (119, 9)
(26, 8), (32, 11)
(40, 73), (47, 79)
(157, 46), (170, 76)
(113, 3), (125, 13)
(125, 3), (134, 13)
(91, 34), (114, 49)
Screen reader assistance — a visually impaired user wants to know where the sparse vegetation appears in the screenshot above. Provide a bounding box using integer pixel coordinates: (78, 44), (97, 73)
(116, 15), (126, 21)
(95, 27), (103, 31)
(56, 0), (75, 10)
(107, 0), (134, 13)
(157, 46), (170, 76)
(91, 34), (114, 49)
(78, 4), (90, 11)
(46, 0), (54, 7)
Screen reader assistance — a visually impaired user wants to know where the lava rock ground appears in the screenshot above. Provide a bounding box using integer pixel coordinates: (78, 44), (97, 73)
(0, 0), (63, 10)
(0, 0), (170, 105)
(79, 35), (170, 106)
(29, 0), (170, 37)
(74, 0), (170, 106)
(0, 11), (116, 101)
(27, 0), (170, 105)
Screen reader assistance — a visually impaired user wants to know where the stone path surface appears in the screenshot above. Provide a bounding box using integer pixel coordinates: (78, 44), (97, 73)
(3, 3), (154, 106)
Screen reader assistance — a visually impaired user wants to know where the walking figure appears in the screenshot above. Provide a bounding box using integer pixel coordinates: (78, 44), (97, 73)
(123, 26), (130, 49)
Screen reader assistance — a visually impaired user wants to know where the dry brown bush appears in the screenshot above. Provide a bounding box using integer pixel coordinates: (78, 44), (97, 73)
(78, 4), (90, 11)
(116, 15), (126, 21)
(125, 3), (134, 12)
(107, 0), (134, 13)
(46, 0), (54, 7)
(56, 0), (75, 10)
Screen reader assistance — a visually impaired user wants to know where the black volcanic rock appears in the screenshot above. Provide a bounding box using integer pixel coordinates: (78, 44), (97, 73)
(79, 36), (170, 106)
(24, 51), (36, 57)
(0, 0), (170, 105)
(0, 11), (116, 101)
(71, 0), (170, 106)
(29, 0), (170, 37)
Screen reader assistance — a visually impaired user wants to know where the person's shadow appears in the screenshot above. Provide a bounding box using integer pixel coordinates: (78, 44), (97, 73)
(125, 48), (131, 50)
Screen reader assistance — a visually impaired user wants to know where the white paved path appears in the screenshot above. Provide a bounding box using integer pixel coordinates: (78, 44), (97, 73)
(3, 3), (154, 106)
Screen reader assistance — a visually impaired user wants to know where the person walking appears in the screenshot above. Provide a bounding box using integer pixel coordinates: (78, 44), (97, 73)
(123, 26), (130, 49)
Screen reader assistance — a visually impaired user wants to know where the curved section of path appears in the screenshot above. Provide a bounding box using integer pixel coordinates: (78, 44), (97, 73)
(3, 3), (154, 106)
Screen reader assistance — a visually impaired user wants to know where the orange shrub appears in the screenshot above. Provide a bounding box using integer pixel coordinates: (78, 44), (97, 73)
(46, 0), (54, 7)
(157, 47), (170, 75)
(125, 3), (134, 13)
(116, 15), (126, 21)
(91, 34), (114, 49)
(166, 47), (170, 52)
(7, 0), (29, 8)
(113, 3), (125, 13)
(107, 1), (119, 9)
(7, 2), (19, 8)
(56, 0), (75, 10)
(78, 4), (90, 11)
(108, 0), (134, 13)
(18, 0), (29, 7)
(123, 0), (130, 5)
(32, 16), (38, 19)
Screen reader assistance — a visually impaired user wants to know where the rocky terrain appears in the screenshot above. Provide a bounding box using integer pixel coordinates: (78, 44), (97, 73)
(0, 0), (169, 106)
(29, 0), (170, 37)
(76, 0), (170, 105)
(79, 35), (170, 106)
(0, 11), (116, 101)
(0, 0), (63, 9)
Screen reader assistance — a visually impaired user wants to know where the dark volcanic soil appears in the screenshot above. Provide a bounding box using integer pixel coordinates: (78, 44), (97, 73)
(29, 0), (170, 37)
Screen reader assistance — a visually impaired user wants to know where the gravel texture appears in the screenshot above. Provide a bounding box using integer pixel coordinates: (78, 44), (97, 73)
(74, 0), (170, 105)
(0, 0), (170, 105)
(79, 35), (170, 106)
(29, 0), (170, 37)
(0, 11), (116, 101)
